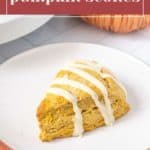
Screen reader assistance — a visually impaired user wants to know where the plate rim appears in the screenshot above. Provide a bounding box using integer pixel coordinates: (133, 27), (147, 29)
(0, 16), (53, 45)
(0, 42), (150, 70)
(0, 15), (22, 24)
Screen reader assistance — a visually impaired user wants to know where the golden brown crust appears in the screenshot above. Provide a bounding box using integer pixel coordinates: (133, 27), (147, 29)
(37, 96), (129, 141)
(36, 65), (130, 141)
(81, 15), (150, 33)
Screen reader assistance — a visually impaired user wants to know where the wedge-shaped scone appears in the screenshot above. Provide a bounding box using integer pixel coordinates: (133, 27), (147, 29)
(36, 60), (130, 141)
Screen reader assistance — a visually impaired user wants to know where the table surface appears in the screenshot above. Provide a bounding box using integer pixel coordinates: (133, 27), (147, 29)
(0, 17), (150, 66)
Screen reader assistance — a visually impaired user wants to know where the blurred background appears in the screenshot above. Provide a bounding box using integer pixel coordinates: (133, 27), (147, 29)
(0, 16), (150, 65)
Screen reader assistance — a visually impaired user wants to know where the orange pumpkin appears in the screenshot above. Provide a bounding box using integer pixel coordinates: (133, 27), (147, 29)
(81, 15), (150, 33)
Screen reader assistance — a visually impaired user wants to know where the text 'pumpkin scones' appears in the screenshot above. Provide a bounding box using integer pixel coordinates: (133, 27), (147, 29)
(36, 60), (130, 141)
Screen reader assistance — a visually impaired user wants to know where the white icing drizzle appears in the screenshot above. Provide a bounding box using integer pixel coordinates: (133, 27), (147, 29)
(61, 67), (115, 124)
(47, 87), (84, 136)
(46, 61), (126, 136)
(73, 60), (103, 71)
(51, 78), (110, 125)
(70, 61), (127, 98)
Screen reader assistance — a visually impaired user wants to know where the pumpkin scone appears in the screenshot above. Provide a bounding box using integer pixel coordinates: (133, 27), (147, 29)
(36, 60), (130, 141)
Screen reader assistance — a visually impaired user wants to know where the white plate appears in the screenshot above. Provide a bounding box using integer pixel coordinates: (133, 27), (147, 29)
(0, 15), (52, 44)
(0, 15), (22, 24)
(0, 43), (150, 150)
